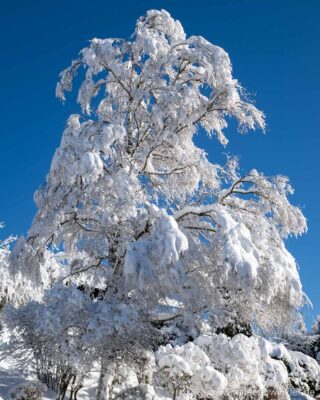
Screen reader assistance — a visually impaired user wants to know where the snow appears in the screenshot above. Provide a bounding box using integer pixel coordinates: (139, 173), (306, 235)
(194, 333), (289, 397)
(124, 209), (188, 289)
(191, 365), (227, 395)
(215, 208), (260, 280)
(158, 354), (193, 377)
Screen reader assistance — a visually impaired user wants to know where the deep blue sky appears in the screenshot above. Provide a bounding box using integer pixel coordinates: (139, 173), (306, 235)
(0, 0), (319, 327)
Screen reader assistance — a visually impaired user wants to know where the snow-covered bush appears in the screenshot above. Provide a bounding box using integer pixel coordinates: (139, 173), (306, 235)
(156, 341), (227, 399)
(115, 384), (156, 400)
(287, 351), (320, 396)
(196, 333), (320, 399)
(9, 381), (46, 400)
(7, 284), (158, 400)
(153, 333), (320, 399)
(195, 334), (289, 399)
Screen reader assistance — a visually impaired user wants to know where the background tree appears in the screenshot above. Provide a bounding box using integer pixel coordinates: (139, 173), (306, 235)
(0, 224), (18, 310)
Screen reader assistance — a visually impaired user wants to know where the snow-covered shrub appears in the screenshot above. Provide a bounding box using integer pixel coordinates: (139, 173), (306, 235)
(7, 284), (158, 400)
(195, 333), (289, 399)
(154, 332), (320, 399)
(156, 341), (227, 399)
(10, 381), (46, 400)
(153, 333), (320, 399)
(288, 351), (320, 396)
(114, 384), (156, 400)
(96, 362), (154, 400)
(194, 333), (320, 399)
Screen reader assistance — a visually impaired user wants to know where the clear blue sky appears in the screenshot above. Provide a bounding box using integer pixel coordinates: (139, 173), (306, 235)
(0, 0), (319, 327)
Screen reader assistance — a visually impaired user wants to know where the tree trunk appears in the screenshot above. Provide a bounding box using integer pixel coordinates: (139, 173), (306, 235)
(96, 363), (107, 400)
(69, 374), (76, 400)
(173, 387), (177, 400)
(96, 363), (115, 400)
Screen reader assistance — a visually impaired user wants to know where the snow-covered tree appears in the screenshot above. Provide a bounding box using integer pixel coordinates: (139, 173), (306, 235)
(0, 224), (17, 309)
(3, 9), (315, 400)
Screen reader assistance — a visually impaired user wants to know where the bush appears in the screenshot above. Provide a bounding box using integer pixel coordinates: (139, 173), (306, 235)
(10, 381), (47, 400)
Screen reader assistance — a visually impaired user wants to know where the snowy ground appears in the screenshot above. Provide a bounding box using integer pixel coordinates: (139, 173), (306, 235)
(0, 360), (56, 400)
(0, 360), (101, 400)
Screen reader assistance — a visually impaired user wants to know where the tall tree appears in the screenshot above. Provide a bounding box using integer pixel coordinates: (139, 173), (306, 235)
(5, 9), (314, 400)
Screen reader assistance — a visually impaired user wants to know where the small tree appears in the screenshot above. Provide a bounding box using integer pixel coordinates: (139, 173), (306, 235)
(0, 223), (17, 310)
(5, 9), (309, 399)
